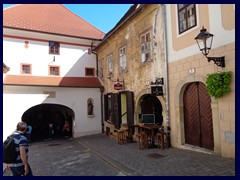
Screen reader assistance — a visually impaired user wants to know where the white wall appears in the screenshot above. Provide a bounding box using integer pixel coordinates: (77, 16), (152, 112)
(3, 36), (97, 77)
(3, 28), (104, 141)
(3, 86), (102, 141)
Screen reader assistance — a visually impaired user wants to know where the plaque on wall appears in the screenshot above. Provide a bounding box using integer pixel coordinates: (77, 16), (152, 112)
(151, 86), (163, 96)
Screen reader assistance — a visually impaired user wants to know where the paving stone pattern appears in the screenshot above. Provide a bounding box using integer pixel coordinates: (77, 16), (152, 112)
(3, 134), (235, 176)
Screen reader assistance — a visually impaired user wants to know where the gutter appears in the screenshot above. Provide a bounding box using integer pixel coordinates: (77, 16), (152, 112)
(163, 4), (171, 145)
(92, 48), (104, 133)
(92, 50), (98, 77)
(3, 26), (104, 41)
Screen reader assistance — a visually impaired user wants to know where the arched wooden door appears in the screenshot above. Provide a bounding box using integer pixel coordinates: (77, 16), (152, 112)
(183, 82), (214, 150)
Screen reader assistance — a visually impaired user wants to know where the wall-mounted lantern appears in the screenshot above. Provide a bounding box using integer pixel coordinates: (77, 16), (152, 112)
(194, 26), (225, 67)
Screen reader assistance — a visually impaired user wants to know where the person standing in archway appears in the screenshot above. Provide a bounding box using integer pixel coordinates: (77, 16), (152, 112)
(48, 122), (54, 140)
(62, 121), (70, 139)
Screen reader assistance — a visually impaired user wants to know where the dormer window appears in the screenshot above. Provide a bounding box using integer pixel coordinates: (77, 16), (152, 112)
(49, 41), (60, 54)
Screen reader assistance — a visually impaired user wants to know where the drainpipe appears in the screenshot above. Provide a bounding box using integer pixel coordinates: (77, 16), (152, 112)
(92, 48), (104, 133)
(92, 49), (98, 77)
(100, 88), (104, 133)
(162, 4), (171, 146)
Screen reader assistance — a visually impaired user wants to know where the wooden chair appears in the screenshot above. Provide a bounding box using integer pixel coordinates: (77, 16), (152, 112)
(117, 129), (127, 144)
(156, 132), (169, 149)
(137, 132), (148, 150)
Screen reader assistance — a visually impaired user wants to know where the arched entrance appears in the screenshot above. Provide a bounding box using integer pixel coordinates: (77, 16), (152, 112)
(183, 82), (214, 150)
(140, 94), (163, 125)
(22, 103), (74, 142)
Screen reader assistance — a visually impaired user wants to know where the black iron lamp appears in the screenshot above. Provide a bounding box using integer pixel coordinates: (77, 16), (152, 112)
(195, 26), (225, 67)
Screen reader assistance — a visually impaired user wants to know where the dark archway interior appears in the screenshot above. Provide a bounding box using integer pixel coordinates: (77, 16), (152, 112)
(141, 94), (163, 125)
(22, 104), (74, 142)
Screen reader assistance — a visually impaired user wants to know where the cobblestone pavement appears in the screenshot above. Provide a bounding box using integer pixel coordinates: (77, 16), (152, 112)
(3, 134), (235, 176)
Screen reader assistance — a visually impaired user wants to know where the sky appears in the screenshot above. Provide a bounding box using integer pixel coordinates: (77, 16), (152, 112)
(3, 4), (133, 33)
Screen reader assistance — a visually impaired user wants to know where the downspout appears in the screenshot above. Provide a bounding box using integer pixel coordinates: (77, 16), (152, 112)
(92, 49), (104, 133)
(162, 4), (171, 145)
(92, 50), (98, 77)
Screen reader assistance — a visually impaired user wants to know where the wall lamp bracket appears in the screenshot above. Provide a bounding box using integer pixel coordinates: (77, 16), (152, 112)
(108, 75), (124, 84)
(207, 56), (225, 68)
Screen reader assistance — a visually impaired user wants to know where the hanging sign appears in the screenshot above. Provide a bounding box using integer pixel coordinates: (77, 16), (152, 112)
(114, 83), (123, 90)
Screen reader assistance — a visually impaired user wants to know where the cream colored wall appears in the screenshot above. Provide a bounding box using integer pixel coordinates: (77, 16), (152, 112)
(168, 42), (235, 158)
(97, 4), (167, 125)
(170, 4), (210, 51)
(166, 4), (235, 158)
(166, 4), (235, 63)
(221, 4), (235, 30)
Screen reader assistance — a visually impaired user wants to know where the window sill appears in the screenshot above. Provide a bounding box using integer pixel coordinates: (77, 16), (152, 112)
(88, 115), (95, 118)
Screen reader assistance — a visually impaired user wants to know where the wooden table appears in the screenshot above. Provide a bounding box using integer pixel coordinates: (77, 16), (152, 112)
(139, 125), (162, 147)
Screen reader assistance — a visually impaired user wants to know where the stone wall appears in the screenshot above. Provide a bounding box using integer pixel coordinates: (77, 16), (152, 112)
(168, 42), (235, 158)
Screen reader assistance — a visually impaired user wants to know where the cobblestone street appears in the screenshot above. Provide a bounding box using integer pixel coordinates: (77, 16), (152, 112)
(3, 134), (235, 176)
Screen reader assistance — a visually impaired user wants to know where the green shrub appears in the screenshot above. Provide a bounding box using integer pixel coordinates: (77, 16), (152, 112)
(206, 71), (232, 98)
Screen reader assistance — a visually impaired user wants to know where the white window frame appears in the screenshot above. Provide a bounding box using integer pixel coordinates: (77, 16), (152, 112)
(177, 4), (197, 34)
(140, 31), (151, 63)
(119, 46), (127, 72)
(107, 54), (113, 75)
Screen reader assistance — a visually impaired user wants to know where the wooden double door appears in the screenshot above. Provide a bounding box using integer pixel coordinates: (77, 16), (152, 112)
(183, 82), (214, 150)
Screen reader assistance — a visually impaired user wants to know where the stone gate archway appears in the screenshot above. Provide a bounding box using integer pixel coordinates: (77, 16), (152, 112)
(22, 103), (74, 141)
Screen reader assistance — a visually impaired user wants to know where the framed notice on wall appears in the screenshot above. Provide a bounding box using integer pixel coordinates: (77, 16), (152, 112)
(151, 86), (163, 96)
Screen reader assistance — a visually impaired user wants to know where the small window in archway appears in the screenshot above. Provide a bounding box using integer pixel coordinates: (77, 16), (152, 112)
(87, 98), (94, 116)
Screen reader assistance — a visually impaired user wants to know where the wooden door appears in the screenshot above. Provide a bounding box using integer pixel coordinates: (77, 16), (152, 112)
(183, 82), (214, 150)
(126, 91), (134, 125)
(112, 93), (120, 129)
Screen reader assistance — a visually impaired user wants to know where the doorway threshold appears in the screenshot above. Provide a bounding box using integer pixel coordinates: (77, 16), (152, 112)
(180, 144), (214, 155)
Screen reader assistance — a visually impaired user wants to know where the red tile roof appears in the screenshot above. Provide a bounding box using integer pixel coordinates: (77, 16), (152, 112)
(3, 4), (105, 40)
(4, 75), (103, 88)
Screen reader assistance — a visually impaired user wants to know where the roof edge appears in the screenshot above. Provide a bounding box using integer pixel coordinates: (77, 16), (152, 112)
(3, 26), (103, 41)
